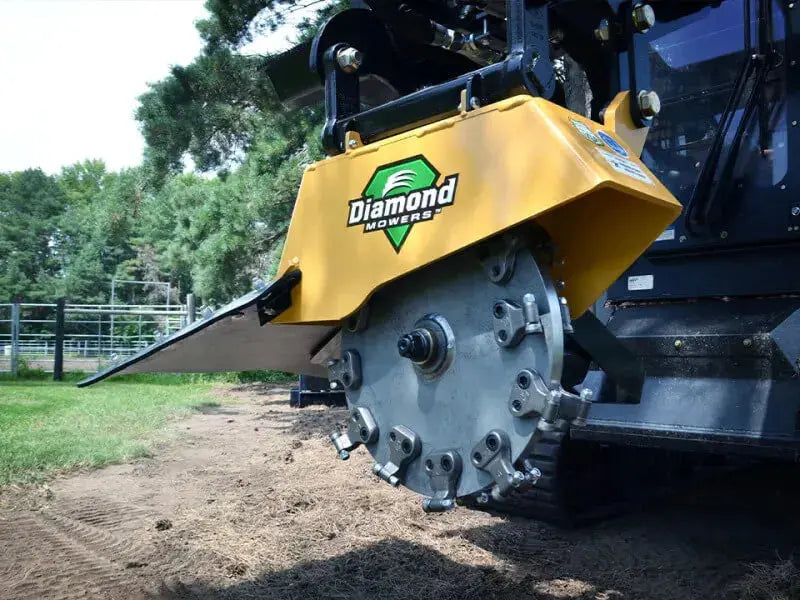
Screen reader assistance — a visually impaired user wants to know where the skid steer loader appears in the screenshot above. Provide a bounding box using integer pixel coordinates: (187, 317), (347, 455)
(81, 0), (800, 524)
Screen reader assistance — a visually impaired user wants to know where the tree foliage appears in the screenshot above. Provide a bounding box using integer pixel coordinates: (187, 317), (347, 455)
(135, 0), (336, 183)
(1, 0), (332, 306)
(0, 170), (65, 301)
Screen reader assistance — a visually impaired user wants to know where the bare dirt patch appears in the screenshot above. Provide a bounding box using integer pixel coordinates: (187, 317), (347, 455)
(1, 383), (798, 600)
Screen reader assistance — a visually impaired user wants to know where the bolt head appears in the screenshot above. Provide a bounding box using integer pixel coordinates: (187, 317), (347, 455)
(525, 466), (542, 485)
(336, 46), (364, 73)
(580, 388), (594, 402)
(476, 492), (490, 505)
(674, 339), (683, 349)
(397, 329), (433, 363)
(637, 90), (661, 118)
(348, 138), (358, 149)
(338, 449), (350, 461)
(792, 206), (800, 216)
(632, 3), (656, 33)
(510, 471), (526, 488)
(594, 19), (610, 42)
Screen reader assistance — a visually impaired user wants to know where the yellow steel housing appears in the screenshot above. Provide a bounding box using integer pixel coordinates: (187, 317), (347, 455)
(275, 94), (681, 324)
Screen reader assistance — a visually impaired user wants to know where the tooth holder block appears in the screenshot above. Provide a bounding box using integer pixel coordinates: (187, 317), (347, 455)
(274, 94), (681, 325)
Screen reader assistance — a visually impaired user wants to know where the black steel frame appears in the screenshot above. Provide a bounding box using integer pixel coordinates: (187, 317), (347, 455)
(317, 0), (555, 154)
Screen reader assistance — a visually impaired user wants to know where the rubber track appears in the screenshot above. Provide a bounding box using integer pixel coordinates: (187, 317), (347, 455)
(464, 431), (671, 526)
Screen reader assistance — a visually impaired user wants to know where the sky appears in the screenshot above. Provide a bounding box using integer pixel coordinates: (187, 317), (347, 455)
(0, 0), (312, 175)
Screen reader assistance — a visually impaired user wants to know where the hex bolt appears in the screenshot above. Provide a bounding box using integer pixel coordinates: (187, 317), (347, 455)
(422, 497), (455, 512)
(632, 3), (656, 33)
(792, 206), (800, 217)
(397, 329), (433, 363)
(523, 459), (542, 484)
(525, 467), (542, 485)
(637, 90), (661, 118)
(338, 449), (350, 461)
(594, 18), (610, 41)
(476, 492), (490, 505)
(674, 339), (683, 349)
(510, 471), (526, 488)
(522, 293), (539, 324)
(336, 46), (364, 73)
(348, 138), (358, 149)
(580, 389), (594, 402)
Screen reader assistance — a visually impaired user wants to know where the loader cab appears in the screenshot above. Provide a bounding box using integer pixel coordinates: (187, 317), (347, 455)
(610, 0), (799, 301)
(585, 0), (800, 457)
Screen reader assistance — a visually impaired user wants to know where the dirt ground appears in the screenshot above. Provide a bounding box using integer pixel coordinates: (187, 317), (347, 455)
(1, 384), (798, 600)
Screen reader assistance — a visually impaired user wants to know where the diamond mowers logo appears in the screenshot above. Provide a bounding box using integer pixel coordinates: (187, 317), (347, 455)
(346, 155), (458, 252)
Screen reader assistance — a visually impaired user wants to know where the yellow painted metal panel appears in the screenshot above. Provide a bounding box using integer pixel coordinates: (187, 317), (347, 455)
(275, 95), (681, 324)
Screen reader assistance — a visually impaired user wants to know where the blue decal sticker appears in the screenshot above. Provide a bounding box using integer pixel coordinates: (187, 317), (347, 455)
(597, 131), (628, 157)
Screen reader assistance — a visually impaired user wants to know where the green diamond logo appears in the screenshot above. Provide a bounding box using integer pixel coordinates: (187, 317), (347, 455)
(346, 155), (458, 252)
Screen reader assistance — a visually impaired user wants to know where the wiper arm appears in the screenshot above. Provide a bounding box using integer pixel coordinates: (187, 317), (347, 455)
(684, 0), (753, 235)
(684, 0), (777, 235)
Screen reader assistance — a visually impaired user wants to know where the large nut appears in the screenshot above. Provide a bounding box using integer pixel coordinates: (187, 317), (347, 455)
(336, 46), (364, 73)
(632, 3), (656, 33)
(637, 89), (661, 119)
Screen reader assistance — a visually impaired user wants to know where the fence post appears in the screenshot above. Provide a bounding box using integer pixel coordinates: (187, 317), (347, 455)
(110, 279), (116, 356)
(10, 303), (20, 376)
(186, 293), (196, 325)
(53, 298), (65, 381)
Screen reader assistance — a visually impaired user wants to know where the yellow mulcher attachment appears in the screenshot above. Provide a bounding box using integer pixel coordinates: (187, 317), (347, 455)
(81, 91), (679, 511)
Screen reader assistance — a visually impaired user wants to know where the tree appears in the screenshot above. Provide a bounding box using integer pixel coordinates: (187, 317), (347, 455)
(131, 0), (339, 303)
(56, 167), (144, 303)
(0, 169), (65, 301)
(0, 1), (337, 308)
(59, 160), (108, 206)
(135, 0), (338, 183)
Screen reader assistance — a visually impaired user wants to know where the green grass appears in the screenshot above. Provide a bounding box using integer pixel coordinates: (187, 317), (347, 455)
(0, 379), (218, 484)
(0, 369), (297, 385)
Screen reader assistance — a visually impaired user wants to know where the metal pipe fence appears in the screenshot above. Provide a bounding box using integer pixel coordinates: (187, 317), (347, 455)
(0, 300), (198, 376)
